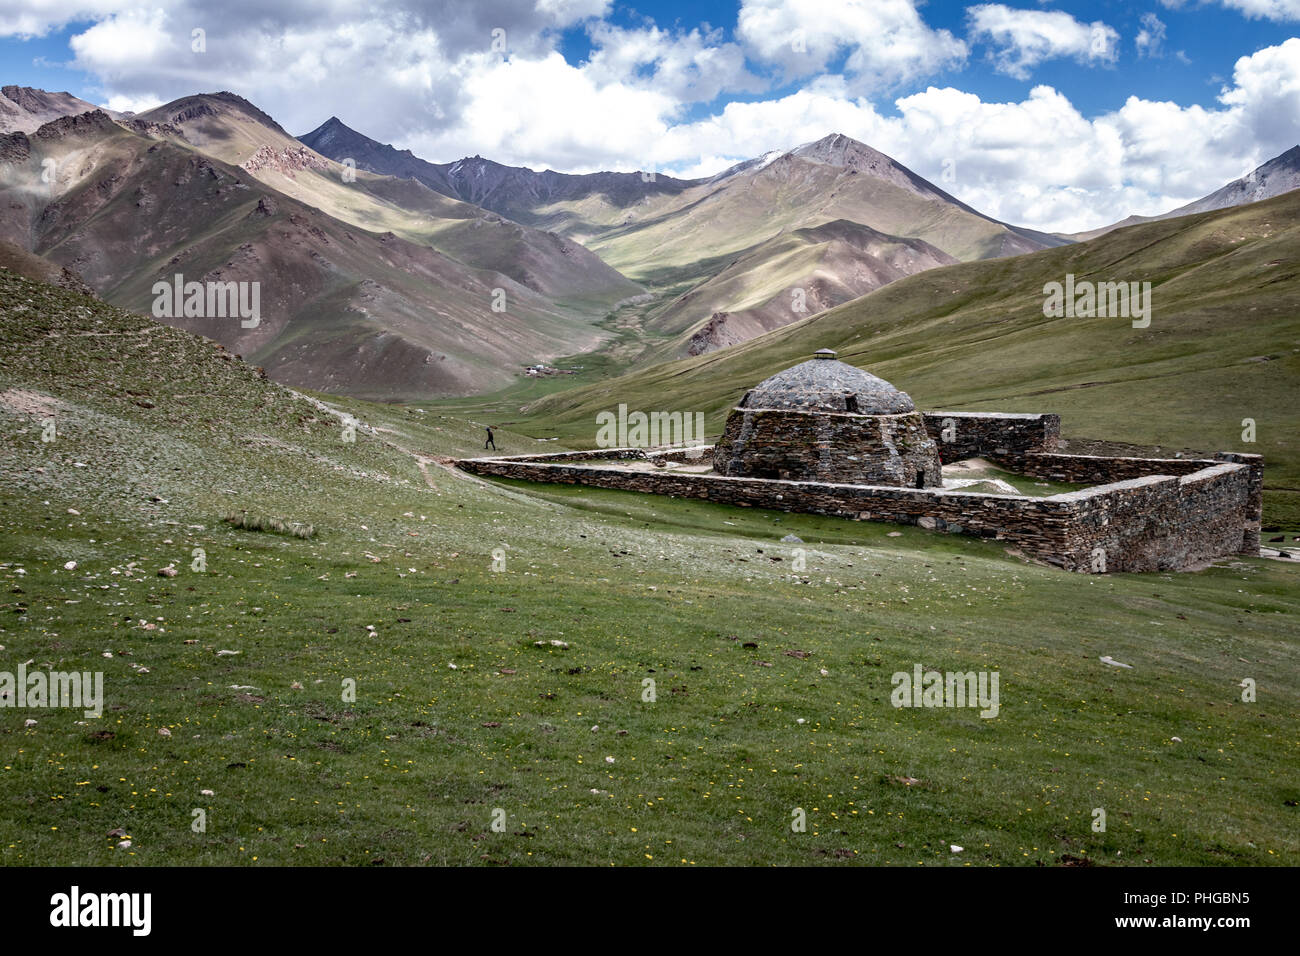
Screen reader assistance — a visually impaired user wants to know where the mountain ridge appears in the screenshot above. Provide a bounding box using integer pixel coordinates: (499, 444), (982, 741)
(1069, 145), (1300, 240)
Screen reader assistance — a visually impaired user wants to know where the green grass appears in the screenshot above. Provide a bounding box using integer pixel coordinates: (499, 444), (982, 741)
(2, 268), (1297, 867)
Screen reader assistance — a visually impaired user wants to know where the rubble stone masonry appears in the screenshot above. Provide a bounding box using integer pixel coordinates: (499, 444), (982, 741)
(457, 441), (1260, 573)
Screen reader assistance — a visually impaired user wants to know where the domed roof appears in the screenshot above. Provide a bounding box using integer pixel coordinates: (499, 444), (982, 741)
(740, 349), (915, 414)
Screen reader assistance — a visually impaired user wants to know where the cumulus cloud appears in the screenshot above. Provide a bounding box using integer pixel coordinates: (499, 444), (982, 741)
(736, 0), (967, 92)
(1136, 12), (1167, 57)
(58, 1), (607, 143)
(582, 22), (762, 103)
(967, 3), (1120, 79)
(0, 1), (124, 38)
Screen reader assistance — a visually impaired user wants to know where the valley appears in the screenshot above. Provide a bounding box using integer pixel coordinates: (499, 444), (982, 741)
(0, 71), (1297, 874)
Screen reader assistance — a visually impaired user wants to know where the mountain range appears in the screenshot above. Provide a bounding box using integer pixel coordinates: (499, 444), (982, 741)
(301, 120), (1068, 359)
(1, 84), (1297, 399)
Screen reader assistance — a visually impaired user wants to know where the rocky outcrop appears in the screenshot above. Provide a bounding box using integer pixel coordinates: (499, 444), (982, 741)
(241, 144), (329, 177)
(33, 109), (118, 141)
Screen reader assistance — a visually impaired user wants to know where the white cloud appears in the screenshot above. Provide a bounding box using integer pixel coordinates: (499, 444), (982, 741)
(1136, 12), (1167, 57)
(1160, 0), (1300, 18)
(104, 92), (165, 114)
(1202, 0), (1300, 20)
(0, 1), (124, 38)
(409, 52), (680, 173)
(967, 3), (1120, 79)
(736, 0), (967, 91)
(535, 0), (611, 25)
(582, 22), (761, 102)
(68, 8), (176, 72)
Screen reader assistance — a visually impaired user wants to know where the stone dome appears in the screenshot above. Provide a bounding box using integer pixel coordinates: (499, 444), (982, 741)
(739, 349), (915, 415)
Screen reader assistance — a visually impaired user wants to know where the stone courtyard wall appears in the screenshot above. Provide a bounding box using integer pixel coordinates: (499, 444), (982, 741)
(990, 450), (1263, 556)
(921, 411), (1061, 461)
(989, 450), (1211, 482)
(457, 447), (1257, 573)
(1052, 464), (1254, 571)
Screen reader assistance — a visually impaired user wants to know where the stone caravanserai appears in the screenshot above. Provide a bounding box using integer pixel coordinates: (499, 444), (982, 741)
(458, 350), (1263, 573)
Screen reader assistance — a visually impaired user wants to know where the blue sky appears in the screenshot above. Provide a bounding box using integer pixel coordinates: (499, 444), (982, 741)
(548, 0), (1287, 119)
(1, 1), (1296, 231)
(5, 2), (1286, 118)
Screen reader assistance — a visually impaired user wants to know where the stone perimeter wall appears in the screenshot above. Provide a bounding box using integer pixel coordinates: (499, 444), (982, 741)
(457, 445), (1259, 573)
(923, 411), (1061, 461)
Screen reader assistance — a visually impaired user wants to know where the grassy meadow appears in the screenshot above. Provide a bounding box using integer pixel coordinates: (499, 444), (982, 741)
(1, 269), (1297, 867)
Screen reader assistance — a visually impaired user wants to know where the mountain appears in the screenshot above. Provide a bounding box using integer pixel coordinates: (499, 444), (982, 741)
(143, 94), (641, 309)
(661, 220), (958, 356)
(580, 133), (1067, 356)
(299, 115), (697, 238)
(302, 122), (1067, 356)
(0, 85), (121, 133)
(0, 106), (624, 398)
(1069, 146), (1300, 241)
(520, 187), (1300, 520)
(583, 134), (1067, 282)
(0, 237), (94, 295)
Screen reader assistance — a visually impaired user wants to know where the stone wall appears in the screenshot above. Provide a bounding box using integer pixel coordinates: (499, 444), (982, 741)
(988, 450), (1212, 482)
(714, 408), (941, 487)
(650, 446), (714, 464)
(989, 450), (1263, 556)
(458, 450), (1256, 573)
(1207, 453), (1263, 554)
(1052, 465), (1253, 571)
(922, 411), (1061, 462)
(502, 448), (647, 463)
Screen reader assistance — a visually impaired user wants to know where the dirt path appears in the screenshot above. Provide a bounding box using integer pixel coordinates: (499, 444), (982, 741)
(287, 389), (554, 505)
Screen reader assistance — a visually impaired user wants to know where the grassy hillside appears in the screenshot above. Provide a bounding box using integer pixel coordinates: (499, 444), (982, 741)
(521, 191), (1300, 524)
(1, 267), (1297, 867)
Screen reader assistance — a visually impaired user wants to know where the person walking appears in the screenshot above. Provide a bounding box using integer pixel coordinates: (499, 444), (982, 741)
(484, 426), (497, 451)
